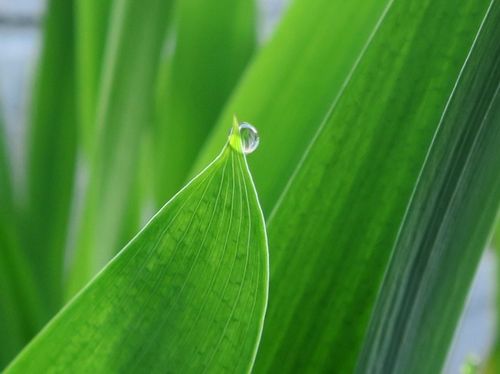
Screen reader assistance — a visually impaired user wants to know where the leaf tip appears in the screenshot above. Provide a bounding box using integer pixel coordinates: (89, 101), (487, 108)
(229, 115), (243, 153)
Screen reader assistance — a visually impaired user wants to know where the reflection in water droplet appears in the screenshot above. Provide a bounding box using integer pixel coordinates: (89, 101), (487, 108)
(239, 122), (259, 154)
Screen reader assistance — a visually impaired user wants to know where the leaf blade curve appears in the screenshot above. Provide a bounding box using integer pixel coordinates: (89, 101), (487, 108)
(6, 122), (268, 373)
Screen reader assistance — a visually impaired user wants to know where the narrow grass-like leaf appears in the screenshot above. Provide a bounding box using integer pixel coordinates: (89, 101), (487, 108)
(0, 116), (42, 367)
(6, 122), (268, 373)
(25, 0), (77, 314)
(0, 116), (25, 365)
(358, 2), (500, 372)
(75, 0), (112, 155)
(250, 0), (494, 372)
(67, 0), (174, 296)
(193, 0), (393, 212)
(154, 0), (256, 203)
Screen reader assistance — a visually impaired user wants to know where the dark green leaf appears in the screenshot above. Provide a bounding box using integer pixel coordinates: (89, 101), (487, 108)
(25, 0), (77, 314)
(75, 0), (112, 155)
(250, 0), (495, 372)
(358, 2), (500, 372)
(0, 113), (42, 367)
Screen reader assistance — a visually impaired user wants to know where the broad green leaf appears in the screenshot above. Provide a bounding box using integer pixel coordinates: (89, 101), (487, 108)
(192, 0), (393, 213)
(0, 115), (42, 367)
(154, 0), (256, 204)
(24, 0), (77, 314)
(67, 0), (174, 296)
(75, 0), (112, 156)
(6, 122), (268, 373)
(358, 1), (500, 372)
(248, 0), (494, 372)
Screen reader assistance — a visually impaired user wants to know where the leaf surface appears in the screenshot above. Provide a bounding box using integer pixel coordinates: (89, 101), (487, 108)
(248, 0), (496, 372)
(6, 122), (268, 373)
(358, 2), (500, 372)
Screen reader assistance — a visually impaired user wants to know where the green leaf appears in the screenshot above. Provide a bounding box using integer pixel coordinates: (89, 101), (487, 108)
(487, 218), (500, 374)
(24, 0), (77, 314)
(246, 0), (494, 372)
(5, 121), (268, 373)
(75, 0), (112, 156)
(154, 0), (256, 203)
(67, 0), (174, 296)
(0, 115), (26, 365)
(358, 1), (500, 372)
(192, 0), (393, 213)
(0, 114), (42, 367)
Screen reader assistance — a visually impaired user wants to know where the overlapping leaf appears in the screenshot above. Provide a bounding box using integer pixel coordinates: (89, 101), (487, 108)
(359, 2), (500, 372)
(245, 0), (493, 372)
(75, 0), (112, 156)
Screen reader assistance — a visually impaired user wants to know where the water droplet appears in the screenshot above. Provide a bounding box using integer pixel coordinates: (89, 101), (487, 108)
(239, 122), (259, 154)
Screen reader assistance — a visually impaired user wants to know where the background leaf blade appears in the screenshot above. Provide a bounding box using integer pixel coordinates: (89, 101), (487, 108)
(23, 0), (78, 315)
(67, 0), (174, 296)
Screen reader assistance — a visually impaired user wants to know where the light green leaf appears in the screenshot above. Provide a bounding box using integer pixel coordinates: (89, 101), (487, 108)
(192, 0), (393, 213)
(358, 2), (500, 372)
(154, 0), (256, 203)
(247, 0), (495, 372)
(67, 0), (174, 296)
(6, 121), (268, 373)
(24, 0), (77, 314)
(75, 0), (112, 156)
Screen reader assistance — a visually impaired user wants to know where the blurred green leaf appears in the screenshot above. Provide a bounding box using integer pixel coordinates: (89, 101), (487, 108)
(154, 0), (256, 204)
(0, 115), (25, 366)
(245, 0), (493, 373)
(193, 0), (393, 213)
(75, 0), (112, 156)
(0, 115), (42, 368)
(25, 0), (77, 313)
(67, 0), (174, 296)
(359, 1), (500, 372)
(6, 122), (268, 373)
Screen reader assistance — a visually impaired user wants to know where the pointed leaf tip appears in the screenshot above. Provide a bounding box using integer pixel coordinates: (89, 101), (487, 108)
(5, 127), (269, 373)
(229, 115), (243, 153)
